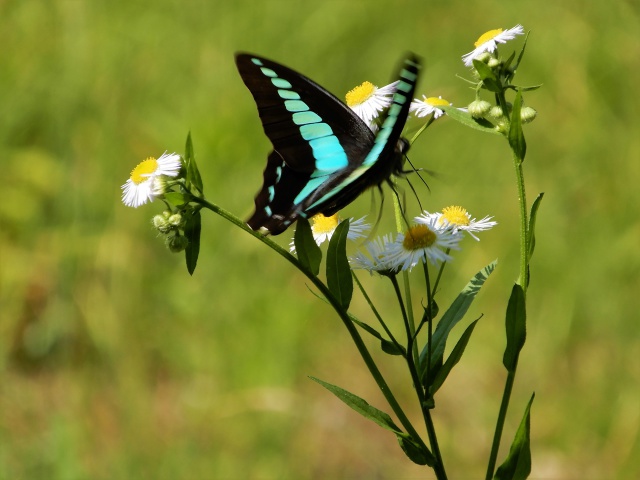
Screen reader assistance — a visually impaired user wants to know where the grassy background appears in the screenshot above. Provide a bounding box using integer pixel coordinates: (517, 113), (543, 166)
(1, 0), (639, 478)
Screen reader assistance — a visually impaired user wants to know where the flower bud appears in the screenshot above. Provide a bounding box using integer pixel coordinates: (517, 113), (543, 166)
(152, 214), (173, 234)
(468, 99), (492, 118)
(495, 120), (509, 134)
(168, 213), (184, 228)
(487, 57), (501, 69)
(166, 234), (189, 253)
(520, 106), (537, 124)
(488, 105), (505, 119)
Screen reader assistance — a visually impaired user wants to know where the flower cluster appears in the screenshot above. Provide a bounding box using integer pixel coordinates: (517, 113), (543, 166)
(348, 207), (496, 275)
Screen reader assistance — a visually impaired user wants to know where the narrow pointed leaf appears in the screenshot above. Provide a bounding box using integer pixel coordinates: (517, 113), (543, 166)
(398, 436), (434, 466)
(293, 218), (321, 276)
(184, 209), (201, 275)
(509, 90), (527, 161)
(326, 220), (352, 310)
(349, 315), (405, 356)
(309, 376), (433, 466)
(440, 105), (501, 135)
(309, 376), (404, 433)
(520, 84), (543, 92)
(429, 319), (479, 395)
(184, 132), (203, 194)
(419, 261), (496, 385)
(526, 193), (544, 264)
(473, 60), (502, 92)
(513, 31), (531, 72)
(503, 284), (526, 372)
(494, 393), (534, 480)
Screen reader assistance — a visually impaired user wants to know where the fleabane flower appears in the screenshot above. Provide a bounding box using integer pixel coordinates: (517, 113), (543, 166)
(350, 234), (397, 276)
(462, 25), (525, 67)
(289, 214), (369, 252)
(346, 81), (398, 130)
(122, 152), (182, 208)
(410, 95), (451, 119)
(417, 206), (497, 241)
(386, 217), (462, 271)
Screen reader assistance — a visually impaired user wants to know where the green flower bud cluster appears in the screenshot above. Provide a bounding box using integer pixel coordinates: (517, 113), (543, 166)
(153, 210), (189, 253)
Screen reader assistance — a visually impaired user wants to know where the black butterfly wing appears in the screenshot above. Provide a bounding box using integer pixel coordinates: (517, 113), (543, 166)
(236, 52), (420, 234)
(236, 53), (375, 234)
(301, 54), (421, 217)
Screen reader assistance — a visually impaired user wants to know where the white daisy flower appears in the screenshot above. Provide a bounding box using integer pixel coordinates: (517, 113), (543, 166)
(417, 206), (497, 241)
(121, 152), (182, 208)
(346, 81), (398, 130)
(410, 95), (451, 119)
(289, 214), (370, 252)
(462, 25), (525, 67)
(386, 217), (462, 271)
(349, 234), (397, 275)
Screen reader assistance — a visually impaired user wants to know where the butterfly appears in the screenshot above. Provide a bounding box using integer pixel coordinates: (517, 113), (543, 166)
(235, 52), (421, 235)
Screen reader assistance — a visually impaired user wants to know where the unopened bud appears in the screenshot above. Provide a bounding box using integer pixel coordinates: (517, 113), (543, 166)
(166, 234), (189, 253)
(468, 99), (492, 118)
(520, 106), (537, 124)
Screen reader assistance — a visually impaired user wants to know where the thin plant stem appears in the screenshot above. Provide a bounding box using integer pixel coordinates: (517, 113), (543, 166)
(484, 129), (529, 480)
(392, 189), (419, 364)
(420, 261), (447, 479)
(390, 275), (447, 480)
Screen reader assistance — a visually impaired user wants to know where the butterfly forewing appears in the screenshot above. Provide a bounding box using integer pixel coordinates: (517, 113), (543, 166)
(236, 53), (421, 234)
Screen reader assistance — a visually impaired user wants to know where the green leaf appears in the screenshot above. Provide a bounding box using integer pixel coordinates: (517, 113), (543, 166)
(440, 105), (501, 135)
(184, 132), (203, 194)
(309, 376), (434, 466)
(184, 209), (201, 275)
(326, 220), (353, 310)
(494, 393), (535, 480)
(473, 60), (502, 92)
(419, 261), (496, 385)
(509, 90), (527, 162)
(503, 51), (516, 73)
(164, 192), (187, 207)
(513, 31), (531, 72)
(293, 218), (321, 276)
(349, 315), (405, 356)
(398, 436), (434, 466)
(503, 284), (526, 372)
(520, 84), (543, 92)
(526, 193), (544, 264)
(429, 319), (479, 396)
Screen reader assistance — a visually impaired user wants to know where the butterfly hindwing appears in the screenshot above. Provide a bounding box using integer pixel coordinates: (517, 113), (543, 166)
(236, 52), (421, 234)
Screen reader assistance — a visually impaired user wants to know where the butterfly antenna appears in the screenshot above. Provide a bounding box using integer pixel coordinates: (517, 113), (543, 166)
(404, 154), (431, 192)
(405, 176), (424, 212)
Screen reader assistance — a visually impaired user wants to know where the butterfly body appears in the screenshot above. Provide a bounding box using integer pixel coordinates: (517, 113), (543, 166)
(236, 52), (420, 235)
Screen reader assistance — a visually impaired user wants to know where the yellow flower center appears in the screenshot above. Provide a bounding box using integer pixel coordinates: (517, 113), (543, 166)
(403, 225), (436, 250)
(312, 213), (340, 235)
(346, 81), (375, 107)
(130, 157), (158, 184)
(475, 28), (503, 47)
(425, 96), (450, 107)
(440, 206), (470, 227)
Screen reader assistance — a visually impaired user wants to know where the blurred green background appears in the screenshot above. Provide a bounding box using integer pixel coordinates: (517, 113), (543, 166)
(1, 0), (638, 478)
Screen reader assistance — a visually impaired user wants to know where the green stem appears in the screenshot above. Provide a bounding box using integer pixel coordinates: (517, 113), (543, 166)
(485, 368), (517, 480)
(392, 189), (419, 364)
(192, 196), (428, 452)
(513, 150), (529, 293)
(390, 275), (447, 480)
(420, 261), (447, 479)
(484, 122), (529, 479)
